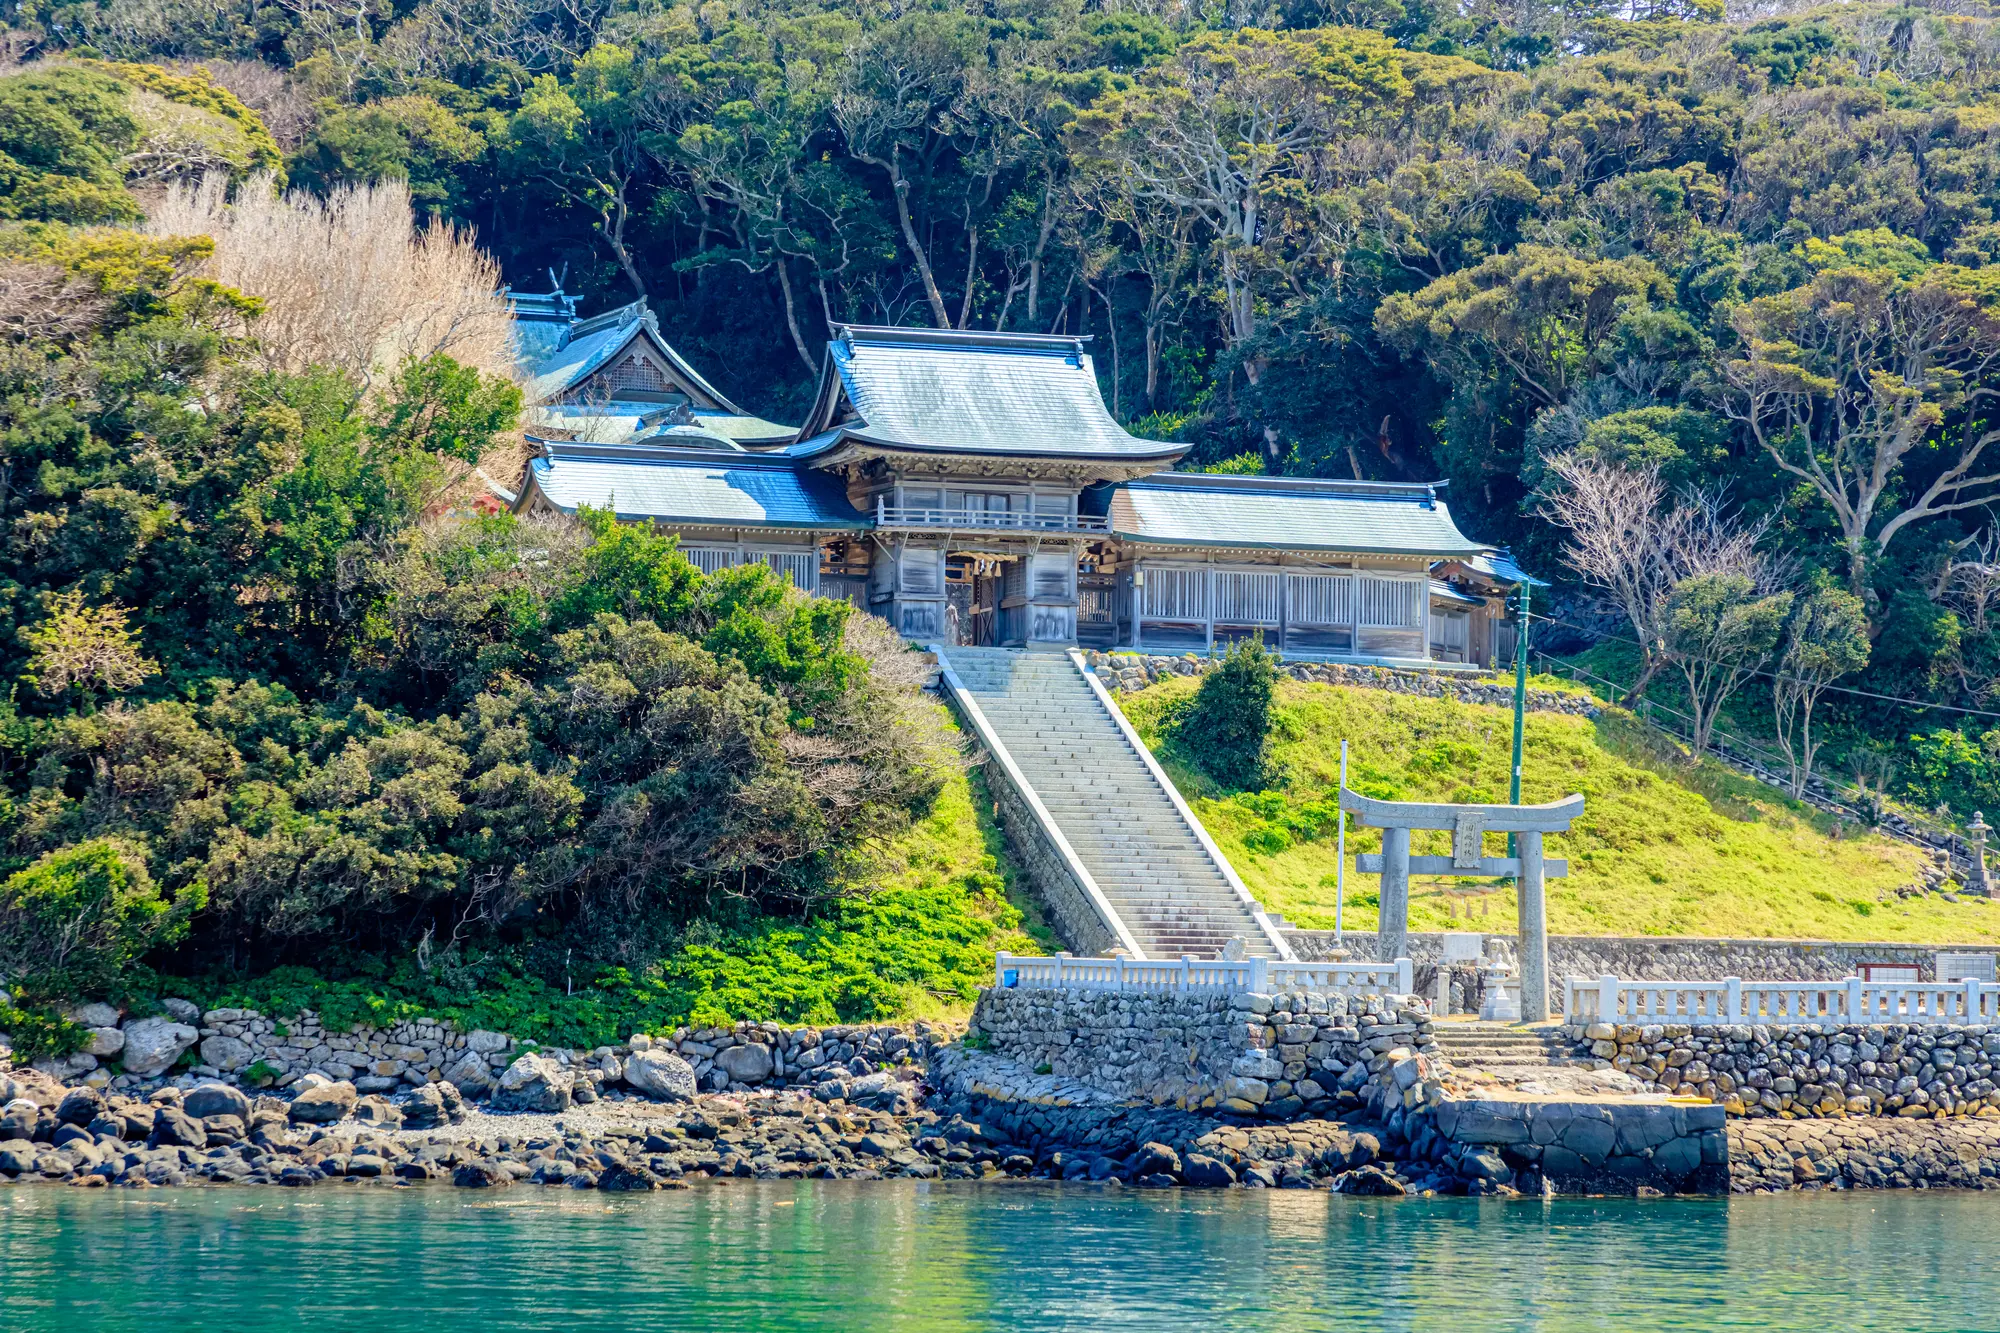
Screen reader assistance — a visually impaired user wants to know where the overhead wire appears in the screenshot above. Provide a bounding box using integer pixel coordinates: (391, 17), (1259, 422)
(1525, 611), (2000, 723)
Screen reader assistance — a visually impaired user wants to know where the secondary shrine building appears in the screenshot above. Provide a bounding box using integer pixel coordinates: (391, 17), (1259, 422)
(504, 288), (1533, 667)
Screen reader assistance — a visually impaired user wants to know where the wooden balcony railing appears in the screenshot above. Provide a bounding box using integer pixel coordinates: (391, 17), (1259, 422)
(873, 501), (1109, 534)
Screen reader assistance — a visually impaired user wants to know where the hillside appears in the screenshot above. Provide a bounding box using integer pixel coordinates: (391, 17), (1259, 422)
(1116, 676), (1995, 945)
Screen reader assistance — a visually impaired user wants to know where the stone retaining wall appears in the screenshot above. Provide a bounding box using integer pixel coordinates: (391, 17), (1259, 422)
(1730, 1115), (2000, 1191)
(1081, 651), (1600, 717)
(1287, 932), (1985, 1012)
(965, 985), (1444, 1122)
(1557, 1019), (2000, 1119)
(11, 1000), (940, 1102)
(1426, 1096), (1729, 1195)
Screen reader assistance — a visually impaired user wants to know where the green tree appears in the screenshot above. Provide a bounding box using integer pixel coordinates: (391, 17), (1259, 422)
(1772, 584), (1870, 797)
(1179, 636), (1280, 790)
(0, 838), (199, 998)
(1664, 573), (1794, 757)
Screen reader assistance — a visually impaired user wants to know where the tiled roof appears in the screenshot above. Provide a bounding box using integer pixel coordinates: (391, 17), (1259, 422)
(795, 326), (1184, 462)
(512, 299), (761, 420)
(1108, 473), (1487, 557)
(1430, 579), (1487, 606)
(1459, 550), (1547, 587)
(519, 442), (868, 530)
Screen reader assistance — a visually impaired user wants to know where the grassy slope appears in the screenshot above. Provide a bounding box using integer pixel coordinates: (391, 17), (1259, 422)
(189, 707), (1055, 1046)
(1117, 676), (2000, 944)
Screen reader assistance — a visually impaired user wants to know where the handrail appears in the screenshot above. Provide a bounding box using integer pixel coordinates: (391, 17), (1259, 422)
(874, 502), (1109, 534)
(933, 647), (1147, 960)
(1068, 647), (1298, 961)
(994, 952), (1415, 995)
(1566, 973), (2000, 1026)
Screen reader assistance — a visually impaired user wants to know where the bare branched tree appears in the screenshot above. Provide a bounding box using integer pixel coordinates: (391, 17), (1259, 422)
(147, 172), (516, 394)
(1540, 453), (1782, 699)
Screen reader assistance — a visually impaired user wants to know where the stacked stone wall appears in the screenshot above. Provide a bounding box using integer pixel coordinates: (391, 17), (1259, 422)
(1082, 651), (1599, 717)
(966, 985), (1442, 1121)
(1558, 1019), (2000, 1119)
(8, 999), (940, 1102)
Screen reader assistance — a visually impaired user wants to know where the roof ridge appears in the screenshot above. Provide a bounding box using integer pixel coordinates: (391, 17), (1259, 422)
(834, 323), (1092, 356)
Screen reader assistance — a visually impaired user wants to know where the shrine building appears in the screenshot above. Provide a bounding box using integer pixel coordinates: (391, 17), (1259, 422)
(505, 288), (1535, 667)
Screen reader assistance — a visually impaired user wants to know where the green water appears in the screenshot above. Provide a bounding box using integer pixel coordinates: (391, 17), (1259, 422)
(0, 1182), (1991, 1331)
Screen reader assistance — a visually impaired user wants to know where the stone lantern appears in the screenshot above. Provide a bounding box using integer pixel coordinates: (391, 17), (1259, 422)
(1971, 812), (1994, 898)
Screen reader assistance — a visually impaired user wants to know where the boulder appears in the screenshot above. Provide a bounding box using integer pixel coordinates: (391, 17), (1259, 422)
(56, 1088), (104, 1126)
(0, 1069), (65, 1108)
(443, 1051), (495, 1096)
(0, 1101), (37, 1139)
(623, 1049), (697, 1102)
(1131, 1142), (1182, 1178)
(288, 1081), (358, 1125)
(1331, 1165), (1407, 1197)
(352, 1096), (403, 1127)
(400, 1081), (464, 1130)
(490, 1053), (571, 1114)
(64, 1002), (120, 1029)
(199, 1035), (253, 1072)
(1183, 1153), (1237, 1188)
(82, 1027), (124, 1058)
(121, 1017), (199, 1078)
(452, 1161), (510, 1189)
(596, 1162), (663, 1191)
(32, 1053), (95, 1081)
(465, 1030), (511, 1055)
(149, 1107), (208, 1148)
(159, 999), (201, 1024)
(201, 1114), (246, 1143)
(183, 1083), (253, 1122)
(714, 1042), (775, 1086)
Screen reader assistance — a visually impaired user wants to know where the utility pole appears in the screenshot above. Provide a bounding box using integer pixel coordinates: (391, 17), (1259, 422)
(1511, 580), (1529, 807)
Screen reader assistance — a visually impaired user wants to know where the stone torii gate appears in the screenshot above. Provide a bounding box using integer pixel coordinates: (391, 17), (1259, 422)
(1341, 789), (1585, 1022)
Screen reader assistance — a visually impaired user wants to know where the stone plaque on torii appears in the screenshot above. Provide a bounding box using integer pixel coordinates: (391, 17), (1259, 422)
(1341, 789), (1585, 1022)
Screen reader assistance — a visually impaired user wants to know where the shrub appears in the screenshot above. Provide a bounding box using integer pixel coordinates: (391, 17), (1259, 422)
(0, 838), (201, 998)
(1178, 637), (1279, 790)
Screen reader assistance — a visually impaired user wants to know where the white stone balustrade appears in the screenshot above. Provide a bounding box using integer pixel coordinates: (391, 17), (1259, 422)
(993, 952), (1414, 997)
(1565, 974), (2000, 1026)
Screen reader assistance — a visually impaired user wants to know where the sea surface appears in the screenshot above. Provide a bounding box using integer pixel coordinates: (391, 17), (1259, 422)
(0, 1181), (1990, 1331)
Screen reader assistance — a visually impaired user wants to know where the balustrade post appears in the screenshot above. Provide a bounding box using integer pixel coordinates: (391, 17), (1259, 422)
(1599, 974), (1620, 1024)
(1248, 957), (1268, 994)
(1181, 955), (1194, 992)
(1726, 976), (1742, 1020)
(1844, 977), (1863, 1023)
(1396, 957), (1414, 996)
(995, 952), (1011, 988)
(1968, 976), (1985, 1021)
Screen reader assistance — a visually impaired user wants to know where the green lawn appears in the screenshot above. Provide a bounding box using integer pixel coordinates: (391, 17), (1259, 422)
(1115, 676), (2000, 944)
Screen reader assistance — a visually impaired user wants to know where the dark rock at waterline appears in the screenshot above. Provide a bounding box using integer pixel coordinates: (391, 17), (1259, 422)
(597, 1162), (673, 1192)
(453, 1161), (510, 1189)
(1331, 1166), (1407, 1197)
(1182, 1154), (1236, 1187)
(184, 1083), (253, 1122)
(1131, 1142), (1181, 1178)
(399, 1081), (464, 1130)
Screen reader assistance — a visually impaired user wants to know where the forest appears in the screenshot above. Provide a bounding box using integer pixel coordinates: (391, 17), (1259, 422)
(3, 0), (2000, 1029)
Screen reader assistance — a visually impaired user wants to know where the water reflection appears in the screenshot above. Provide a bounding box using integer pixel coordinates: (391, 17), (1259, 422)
(0, 1182), (1994, 1332)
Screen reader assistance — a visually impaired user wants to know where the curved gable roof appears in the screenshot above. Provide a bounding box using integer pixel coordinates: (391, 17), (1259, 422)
(793, 326), (1185, 462)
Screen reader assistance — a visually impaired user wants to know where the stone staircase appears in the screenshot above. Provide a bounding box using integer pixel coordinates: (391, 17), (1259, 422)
(1427, 1023), (1578, 1077)
(939, 646), (1284, 961)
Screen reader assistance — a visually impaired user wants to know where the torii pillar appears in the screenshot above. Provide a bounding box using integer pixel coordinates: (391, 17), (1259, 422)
(1344, 790), (1585, 1022)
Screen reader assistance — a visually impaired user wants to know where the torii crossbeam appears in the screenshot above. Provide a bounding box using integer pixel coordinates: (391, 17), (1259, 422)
(1341, 790), (1585, 1022)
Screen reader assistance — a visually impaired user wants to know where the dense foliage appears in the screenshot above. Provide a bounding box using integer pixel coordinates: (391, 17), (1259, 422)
(13, 0), (2000, 1004)
(0, 206), (951, 1008)
(15, 0), (2000, 807)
